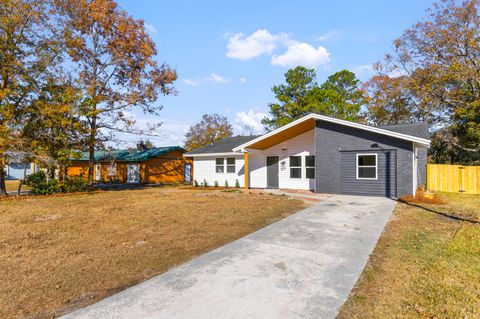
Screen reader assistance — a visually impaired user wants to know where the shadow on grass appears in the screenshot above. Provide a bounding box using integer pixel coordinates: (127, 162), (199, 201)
(396, 198), (480, 225)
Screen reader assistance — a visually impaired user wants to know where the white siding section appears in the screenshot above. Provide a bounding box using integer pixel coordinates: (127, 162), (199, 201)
(193, 155), (245, 187)
(249, 129), (315, 190)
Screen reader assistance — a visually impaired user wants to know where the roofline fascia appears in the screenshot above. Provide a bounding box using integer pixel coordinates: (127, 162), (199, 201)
(233, 114), (431, 151)
(183, 152), (243, 157)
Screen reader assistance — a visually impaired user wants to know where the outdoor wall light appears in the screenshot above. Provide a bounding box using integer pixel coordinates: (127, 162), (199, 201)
(281, 147), (288, 156)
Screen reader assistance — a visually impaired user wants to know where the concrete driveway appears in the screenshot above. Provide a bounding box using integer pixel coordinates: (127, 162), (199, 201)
(61, 194), (395, 319)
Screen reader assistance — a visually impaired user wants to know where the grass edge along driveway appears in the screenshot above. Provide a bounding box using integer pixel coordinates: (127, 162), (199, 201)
(338, 192), (480, 319)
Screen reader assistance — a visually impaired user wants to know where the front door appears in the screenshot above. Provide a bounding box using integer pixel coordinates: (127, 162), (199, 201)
(95, 163), (102, 181)
(127, 164), (140, 183)
(184, 163), (192, 183)
(266, 156), (279, 188)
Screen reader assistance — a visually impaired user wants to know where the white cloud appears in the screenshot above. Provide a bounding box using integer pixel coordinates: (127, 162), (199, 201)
(271, 42), (330, 68)
(352, 64), (375, 77)
(240, 77), (247, 83)
(144, 23), (158, 34)
(234, 110), (267, 136)
(208, 73), (230, 84)
(388, 68), (408, 78)
(317, 30), (341, 41)
(182, 79), (199, 86)
(226, 29), (291, 60)
(182, 74), (230, 86)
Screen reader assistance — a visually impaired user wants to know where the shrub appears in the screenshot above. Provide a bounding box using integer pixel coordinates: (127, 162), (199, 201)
(235, 179), (240, 188)
(62, 176), (91, 193)
(214, 180), (219, 187)
(225, 180), (229, 187)
(25, 171), (61, 195)
(194, 180), (199, 187)
(203, 179), (208, 187)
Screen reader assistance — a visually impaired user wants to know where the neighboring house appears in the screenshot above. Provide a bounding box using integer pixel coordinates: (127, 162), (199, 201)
(5, 162), (37, 180)
(184, 114), (431, 198)
(4, 152), (38, 180)
(67, 146), (192, 184)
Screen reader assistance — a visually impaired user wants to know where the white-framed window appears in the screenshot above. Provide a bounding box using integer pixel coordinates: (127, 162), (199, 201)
(290, 156), (301, 178)
(215, 158), (224, 173)
(305, 155), (315, 179)
(356, 154), (377, 180)
(106, 163), (117, 176)
(226, 158), (235, 173)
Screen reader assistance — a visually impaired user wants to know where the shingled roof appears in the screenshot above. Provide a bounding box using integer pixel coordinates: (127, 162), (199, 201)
(378, 122), (429, 140)
(72, 146), (184, 162)
(184, 136), (260, 155)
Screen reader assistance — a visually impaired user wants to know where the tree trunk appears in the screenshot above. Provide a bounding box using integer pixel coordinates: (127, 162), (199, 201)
(87, 116), (97, 183)
(0, 156), (7, 196)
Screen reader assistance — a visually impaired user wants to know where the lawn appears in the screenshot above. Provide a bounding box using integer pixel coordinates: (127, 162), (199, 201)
(338, 192), (480, 319)
(0, 187), (306, 319)
(5, 180), (30, 192)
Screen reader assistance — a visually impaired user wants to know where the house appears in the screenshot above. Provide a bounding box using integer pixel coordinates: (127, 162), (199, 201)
(67, 146), (192, 184)
(4, 152), (38, 180)
(184, 114), (430, 197)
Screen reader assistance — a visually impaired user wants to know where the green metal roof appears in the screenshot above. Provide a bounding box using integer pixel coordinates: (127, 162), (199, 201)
(72, 146), (184, 162)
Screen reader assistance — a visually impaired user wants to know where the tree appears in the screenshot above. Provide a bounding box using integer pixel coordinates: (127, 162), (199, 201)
(0, 0), (61, 195)
(367, 0), (480, 162)
(262, 67), (365, 130)
(55, 0), (177, 182)
(184, 114), (233, 151)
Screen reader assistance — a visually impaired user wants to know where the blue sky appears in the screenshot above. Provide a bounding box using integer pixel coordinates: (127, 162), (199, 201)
(116, 0), (434, 147)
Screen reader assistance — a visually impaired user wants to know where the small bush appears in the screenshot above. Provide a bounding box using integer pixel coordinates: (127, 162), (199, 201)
(194, 180), (199, 187)
(25, 171), (61, 195)
(235, 179), (240, 188)
(214, 180), (219, 187)
(225, 180), (229, 187)
(63, 176), (91, 193)
(203, 179), (208, 187)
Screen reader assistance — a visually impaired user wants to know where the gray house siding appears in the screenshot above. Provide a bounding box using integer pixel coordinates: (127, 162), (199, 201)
(315, 120), (415, 197)
(416, 148), (427, 187)
(340, 150), (397, 197)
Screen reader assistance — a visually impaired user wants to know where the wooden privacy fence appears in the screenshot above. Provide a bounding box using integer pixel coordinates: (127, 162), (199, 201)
(427, 164), (480, 194)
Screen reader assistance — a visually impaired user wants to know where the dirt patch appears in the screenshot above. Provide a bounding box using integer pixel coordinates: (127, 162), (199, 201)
(0, 186), (306, 319)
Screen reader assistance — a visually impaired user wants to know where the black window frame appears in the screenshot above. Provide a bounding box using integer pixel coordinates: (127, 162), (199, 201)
(290, 156), (302, 179)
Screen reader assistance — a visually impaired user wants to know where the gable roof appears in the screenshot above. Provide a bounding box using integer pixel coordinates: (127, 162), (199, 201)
(72, 146), (184, 162)
(184, 136), (260, 156)
(233, 114), (431, 152)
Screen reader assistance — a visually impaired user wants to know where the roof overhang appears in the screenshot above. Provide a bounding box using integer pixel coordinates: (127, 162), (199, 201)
(233, 114), (431, 152)
(183, 152), (242, 157)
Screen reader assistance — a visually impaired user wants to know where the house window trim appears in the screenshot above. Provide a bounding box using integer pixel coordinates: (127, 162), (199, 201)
(215, 158), (225, 173)
(289, 155), (302, 179)
(356, 153), (378, 180)
(305, 155), (315, 179)
(226, 157), (236, 174)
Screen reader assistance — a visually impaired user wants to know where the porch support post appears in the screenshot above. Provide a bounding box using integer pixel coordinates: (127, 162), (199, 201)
(244, 151), (249, 190)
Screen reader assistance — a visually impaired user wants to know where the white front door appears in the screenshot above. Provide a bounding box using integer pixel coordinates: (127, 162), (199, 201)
(127, 164), (140, 183)
(95, 163), (102, 181)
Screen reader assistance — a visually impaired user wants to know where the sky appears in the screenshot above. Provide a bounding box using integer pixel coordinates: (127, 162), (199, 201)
(116, 0), (434, 148)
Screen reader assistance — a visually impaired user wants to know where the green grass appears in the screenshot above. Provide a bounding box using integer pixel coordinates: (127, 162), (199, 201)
(338, 192), (480, 319)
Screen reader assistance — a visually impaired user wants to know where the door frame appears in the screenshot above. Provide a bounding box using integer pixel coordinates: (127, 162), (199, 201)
(127, 163), (140, 184)
(95, 163), (102, 181)
(266, 156), (279, 189)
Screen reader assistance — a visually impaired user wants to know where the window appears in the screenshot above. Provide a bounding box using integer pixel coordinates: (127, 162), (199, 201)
(226, 158), (236, 173)
(106, 163), (117, 176)
(215, 158), (224, 173)
(290, 156), (301, 178)
(356, 154), (377, 180)
(305, 155), (315, 179)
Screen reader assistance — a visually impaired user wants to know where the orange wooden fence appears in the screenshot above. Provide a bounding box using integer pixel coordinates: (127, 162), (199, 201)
(427, 164), (480, 194)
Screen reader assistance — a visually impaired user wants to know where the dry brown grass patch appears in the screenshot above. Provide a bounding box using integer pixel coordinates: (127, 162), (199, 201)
(0, 186), (306, 319)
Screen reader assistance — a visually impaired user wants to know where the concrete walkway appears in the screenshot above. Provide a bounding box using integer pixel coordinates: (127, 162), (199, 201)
(61, 195), (395, 319)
